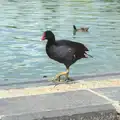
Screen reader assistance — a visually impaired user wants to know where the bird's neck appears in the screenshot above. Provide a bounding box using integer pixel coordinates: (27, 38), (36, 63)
(46, 38), (56, 57)
(47, 38), (56, 47)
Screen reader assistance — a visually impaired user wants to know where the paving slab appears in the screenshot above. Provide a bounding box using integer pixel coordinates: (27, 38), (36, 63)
(92, 87), (120, 102)
(0, 90), (117, 120)
(91, 86), (120, 116)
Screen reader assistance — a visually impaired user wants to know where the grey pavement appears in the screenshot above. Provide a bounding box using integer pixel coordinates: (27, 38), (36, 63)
(0, 89), (118, 120)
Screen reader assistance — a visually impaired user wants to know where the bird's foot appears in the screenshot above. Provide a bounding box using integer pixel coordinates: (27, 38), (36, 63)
(51, 71), (68, 82)
(48, 76), (60, 84)
(49, 76), (74, 82)
(51, 76), (61, 82)
(51, 76), (66, 87)
(65, 77), (74, 83)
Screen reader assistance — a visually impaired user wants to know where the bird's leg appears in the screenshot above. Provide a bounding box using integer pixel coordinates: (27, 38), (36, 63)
(52, 68), (74, 82)
(65, 68), (74, 82)
(52, 69), (69, 82)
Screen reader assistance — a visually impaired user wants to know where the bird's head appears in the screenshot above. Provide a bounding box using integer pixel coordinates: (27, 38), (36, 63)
(41, 30), (55, 41)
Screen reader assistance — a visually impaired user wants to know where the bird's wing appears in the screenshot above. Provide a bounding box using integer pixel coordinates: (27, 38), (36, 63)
(49, 45), (76, 61)
(57, 40), (89, 52)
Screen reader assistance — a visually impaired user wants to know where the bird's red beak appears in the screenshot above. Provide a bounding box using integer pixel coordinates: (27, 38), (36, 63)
(41, 32), (46, 41)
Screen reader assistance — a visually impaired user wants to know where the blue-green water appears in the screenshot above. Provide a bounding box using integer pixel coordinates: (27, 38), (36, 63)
(0, 0), (120, 84)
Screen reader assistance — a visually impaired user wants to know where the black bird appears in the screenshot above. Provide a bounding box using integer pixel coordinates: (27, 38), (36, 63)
(41, 30), (92, 82)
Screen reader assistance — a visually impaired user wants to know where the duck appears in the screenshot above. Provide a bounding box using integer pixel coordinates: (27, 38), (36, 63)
(73, 25), (89, 35)
(41, 30), (92, 82)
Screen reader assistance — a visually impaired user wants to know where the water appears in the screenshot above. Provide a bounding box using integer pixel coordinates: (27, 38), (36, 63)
(0, 0), (120, 84)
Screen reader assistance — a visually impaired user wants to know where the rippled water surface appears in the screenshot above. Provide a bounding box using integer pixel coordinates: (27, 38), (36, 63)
(0, 0), (120, 84)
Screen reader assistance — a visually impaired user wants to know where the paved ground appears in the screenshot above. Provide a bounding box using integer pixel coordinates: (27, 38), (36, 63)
(0, 75), (120, 120)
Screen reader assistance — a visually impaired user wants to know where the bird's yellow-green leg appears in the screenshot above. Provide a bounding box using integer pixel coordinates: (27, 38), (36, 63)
(65, 68), (74, 82)
(52, 69), (69, 82)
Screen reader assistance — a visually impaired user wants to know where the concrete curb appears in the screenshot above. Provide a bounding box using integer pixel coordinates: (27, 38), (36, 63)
(0, 79), (120, 99)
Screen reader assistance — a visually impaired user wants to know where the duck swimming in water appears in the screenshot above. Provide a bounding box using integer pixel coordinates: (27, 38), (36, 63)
(73, 25), (89, 35)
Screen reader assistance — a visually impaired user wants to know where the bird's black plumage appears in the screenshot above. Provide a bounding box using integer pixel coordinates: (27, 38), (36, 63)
(47, 40), (89, 68)
(42, 31), (89, 68)
(41, 30), (92, 81)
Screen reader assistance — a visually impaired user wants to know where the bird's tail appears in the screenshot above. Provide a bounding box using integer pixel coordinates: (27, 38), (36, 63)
(73, 25), (77, 30)
(73, 25), (77, 35)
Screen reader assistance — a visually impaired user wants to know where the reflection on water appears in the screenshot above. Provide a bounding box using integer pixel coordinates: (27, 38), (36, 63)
(0, 0), (120, 84)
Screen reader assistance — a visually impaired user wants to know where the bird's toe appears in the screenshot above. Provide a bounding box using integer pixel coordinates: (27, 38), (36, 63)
(65, 77), (74, 82)
(52, 76), (61, 82)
